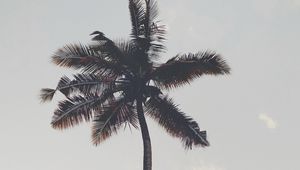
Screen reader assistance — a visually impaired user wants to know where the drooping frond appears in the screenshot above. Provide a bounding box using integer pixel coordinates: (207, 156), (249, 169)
(145, 95), (209, 149)
(92, 97), (138, 145)
(52, 43), (125, 76)
(150, 51), (230, 89)
(51, 87), (118, 129)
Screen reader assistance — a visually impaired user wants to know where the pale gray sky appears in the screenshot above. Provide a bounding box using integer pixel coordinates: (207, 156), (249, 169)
(0, 0), (299, 170)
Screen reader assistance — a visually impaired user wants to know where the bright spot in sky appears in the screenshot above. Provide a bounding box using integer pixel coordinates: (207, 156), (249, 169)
(258, 113), (278, 129)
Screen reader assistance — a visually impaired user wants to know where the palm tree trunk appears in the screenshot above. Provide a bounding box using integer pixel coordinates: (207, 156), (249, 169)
(137, 96), (152, 170)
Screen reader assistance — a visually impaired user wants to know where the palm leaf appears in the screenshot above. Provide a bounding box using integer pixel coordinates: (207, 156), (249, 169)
(146, 0), (159, 24)
(128, 0), (166, 56)
(92, 97), (138, 145)
(52, 95), (100, 129)
(144, 0), (166, 54)
(143, 0), (160, 38)
(112, 39), (140, 72)
(39, 74), (116, 103)
(56, 74), (115, 97)
(51, 87), (118, 129)
(151, 51), (230, 89)
(52, 43), (124, 76)
(90, 33), (129, 64)
(40, 88), (56, 103)
(129, 0), (146, 39)
(145, 95), (209, 149)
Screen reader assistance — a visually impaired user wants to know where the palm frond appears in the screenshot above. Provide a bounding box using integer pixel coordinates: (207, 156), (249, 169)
(151, 51), (230, 89)
(89, 35), (143, 77)
(145, 0), (166, 55)
(52, 43), (124, 76)
(40, 88), (56, 102)
(128, 0), (166, 56)
(52, 43), (96, 68)
(90, 33), (127, 63)
(92, 97), (138, 145)
(115, 39), (153, 72)
(129, 0), (145, 39)
(146, 0), (159, 23)
(52, 95), (101, 129)
(51, 86), (118, 129)
(40, 74), (116, 102)
(144, 0), (159, 37)
(56, 74), (115, 97)
(145, 95), (209, 149)
(113, 39), (140, 71)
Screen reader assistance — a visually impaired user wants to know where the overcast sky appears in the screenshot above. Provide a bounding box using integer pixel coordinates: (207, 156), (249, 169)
(1, 0), (299, 170)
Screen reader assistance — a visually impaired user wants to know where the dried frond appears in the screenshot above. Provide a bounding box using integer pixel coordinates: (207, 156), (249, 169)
(151, 51), (230, 89)
(145, 95), (209, 149)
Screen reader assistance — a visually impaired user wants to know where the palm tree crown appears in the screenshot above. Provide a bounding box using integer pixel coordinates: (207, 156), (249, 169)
(40, 0), (230, 170)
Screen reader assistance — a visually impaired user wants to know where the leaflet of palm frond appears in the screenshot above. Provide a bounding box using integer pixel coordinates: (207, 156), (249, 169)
(56, 74), (115, 97)
(92, 97), (138, 145)
(145, 95), (209, 149)
(40, 88), (56, 102)
(151, 51), (231, 89)
(129, 0), (146, 38)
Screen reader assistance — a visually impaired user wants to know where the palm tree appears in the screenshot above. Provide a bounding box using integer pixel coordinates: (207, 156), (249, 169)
(40, 0), (230, 169)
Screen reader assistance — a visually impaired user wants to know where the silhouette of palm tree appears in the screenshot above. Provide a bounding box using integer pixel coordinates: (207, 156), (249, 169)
(40, 0), (230, 169)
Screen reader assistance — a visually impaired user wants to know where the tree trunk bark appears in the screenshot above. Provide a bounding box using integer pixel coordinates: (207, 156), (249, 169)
(136, 97), (152, 170)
